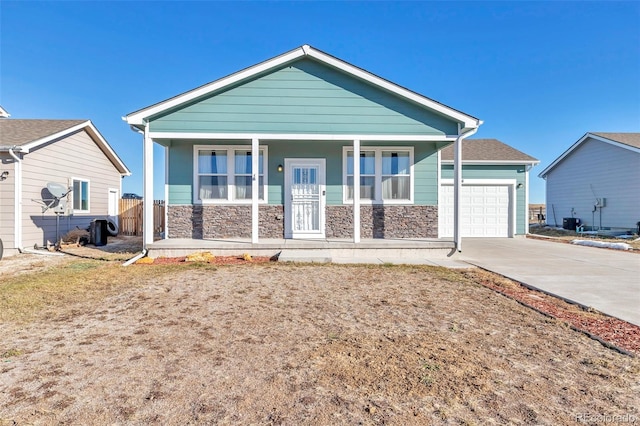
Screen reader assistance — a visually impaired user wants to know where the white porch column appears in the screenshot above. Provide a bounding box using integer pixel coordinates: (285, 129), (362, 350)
(453, 135), (462, 251)
(353, 138), (361, 243)
(251, 138), (259, 244)
(143, 123), (154, 248)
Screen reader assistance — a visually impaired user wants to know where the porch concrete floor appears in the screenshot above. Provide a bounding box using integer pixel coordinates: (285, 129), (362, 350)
(147, 238), (468, 268)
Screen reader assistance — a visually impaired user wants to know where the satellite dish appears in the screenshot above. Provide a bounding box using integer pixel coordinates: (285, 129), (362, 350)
(47, 182), (70, 198)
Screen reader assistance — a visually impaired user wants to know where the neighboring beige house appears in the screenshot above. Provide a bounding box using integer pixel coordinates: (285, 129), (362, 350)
(0, 118), (130, 258)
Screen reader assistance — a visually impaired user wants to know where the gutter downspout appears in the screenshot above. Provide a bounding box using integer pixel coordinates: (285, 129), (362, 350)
(8, 146), (24, 253)
(122, 124), (149, 266)
(453, 127), (479, 252)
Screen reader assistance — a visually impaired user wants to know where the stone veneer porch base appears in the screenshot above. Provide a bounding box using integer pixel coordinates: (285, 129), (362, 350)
(167, 204), (438, 239)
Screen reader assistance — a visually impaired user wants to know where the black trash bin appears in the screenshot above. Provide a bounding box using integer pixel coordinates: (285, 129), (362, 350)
(90, 219), (108, 246)
(562, 217), (580, 231)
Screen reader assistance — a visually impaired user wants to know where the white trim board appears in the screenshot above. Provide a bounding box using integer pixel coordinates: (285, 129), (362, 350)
(125, 45), (481, 131)
(148, 132), (458, 142)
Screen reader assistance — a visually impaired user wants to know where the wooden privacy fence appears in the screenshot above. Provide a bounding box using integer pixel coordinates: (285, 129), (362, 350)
(529, 204), (546, 223)
(119, 199), (165, 236)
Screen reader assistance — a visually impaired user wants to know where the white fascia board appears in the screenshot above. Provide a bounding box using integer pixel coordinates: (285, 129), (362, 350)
(20, 120), (131, 176)
(305, 47), (481, 130)
(148, 131), (458, 142)
(125, 47), (306, 126)
(441, 160), (540, 166)
(84, 122), (132, 176)
(539, 132), (640, 178)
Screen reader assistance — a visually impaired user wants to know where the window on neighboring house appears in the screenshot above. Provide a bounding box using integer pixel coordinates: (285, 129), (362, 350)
(72, 179), (90, 212)
(344, 147), (413, 203)
(195, 146), (266, 203)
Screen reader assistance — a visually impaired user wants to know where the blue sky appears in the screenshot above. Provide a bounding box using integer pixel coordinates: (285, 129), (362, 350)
(2, 1), (639, 203)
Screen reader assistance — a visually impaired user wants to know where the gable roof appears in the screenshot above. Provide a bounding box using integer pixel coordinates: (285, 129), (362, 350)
(0, 119), (131, 176)
(124, 44), (481, 133)
(440, 138), (539, 164)
(589, 132), (640, 149)
(0, 119), (86, 147)
(538, 132), (640, 178)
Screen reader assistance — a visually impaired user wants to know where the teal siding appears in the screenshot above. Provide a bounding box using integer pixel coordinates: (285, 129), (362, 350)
(150, 59), (459, 135)
(168, 142), (194, 204)
(441, 164), (528, 234)
(168, 140), (442, 206)
(414, 143), (439, 205)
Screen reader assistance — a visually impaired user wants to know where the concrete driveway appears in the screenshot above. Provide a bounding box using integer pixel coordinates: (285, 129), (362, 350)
(457, 238), (640, 326)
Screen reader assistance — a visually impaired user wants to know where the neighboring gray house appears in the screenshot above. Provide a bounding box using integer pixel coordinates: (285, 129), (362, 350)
(439, 139), (539, 237)
(538, 132), (640, 231)
(0, 119), (130, 258)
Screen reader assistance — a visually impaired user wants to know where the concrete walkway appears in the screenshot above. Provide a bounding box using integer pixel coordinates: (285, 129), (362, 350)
(457, 238), (640, 326)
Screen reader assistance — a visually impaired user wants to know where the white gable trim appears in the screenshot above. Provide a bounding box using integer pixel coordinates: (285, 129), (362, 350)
(539, 132), (640, 178)
(19, 121), (131, 176)
(124, 45), (481, 131)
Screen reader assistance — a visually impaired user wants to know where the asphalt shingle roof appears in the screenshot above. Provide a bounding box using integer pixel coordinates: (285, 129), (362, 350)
(440, 138), (538, 163)
(590, 132), (640, 149)
(0, 119), (86, 147)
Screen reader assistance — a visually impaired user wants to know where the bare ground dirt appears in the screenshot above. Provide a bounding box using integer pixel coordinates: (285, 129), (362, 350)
(1, 262), (639, 425)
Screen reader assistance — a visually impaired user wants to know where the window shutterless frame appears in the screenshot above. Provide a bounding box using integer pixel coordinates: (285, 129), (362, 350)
(193, 144), (268, 204)
(71, 177), (90, 213)
(342, 146), (413, 204)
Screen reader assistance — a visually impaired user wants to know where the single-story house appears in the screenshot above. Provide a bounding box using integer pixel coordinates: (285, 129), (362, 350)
(0, 118), (131, 258)
(439, 139), (538, 237)
(538, 132), (640, 231)
(124, 45), (535, 251)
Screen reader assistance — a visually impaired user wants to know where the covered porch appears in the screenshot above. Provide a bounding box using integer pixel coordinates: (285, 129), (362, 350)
(124, 45), (483, 255)
(146, 236), (464, 266)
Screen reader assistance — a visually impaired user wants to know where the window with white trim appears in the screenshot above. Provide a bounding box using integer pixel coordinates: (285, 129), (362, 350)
(344, 147), (413, 203)
(195, 146), (267, 203)
(72, 178), (90, 212)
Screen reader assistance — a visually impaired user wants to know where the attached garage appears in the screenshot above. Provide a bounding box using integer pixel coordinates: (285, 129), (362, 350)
(439, 180), (514, 238)
(439, 139), (539, 238)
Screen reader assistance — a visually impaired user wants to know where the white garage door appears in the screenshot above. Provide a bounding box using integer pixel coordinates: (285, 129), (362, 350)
(439, 185), (511, 237)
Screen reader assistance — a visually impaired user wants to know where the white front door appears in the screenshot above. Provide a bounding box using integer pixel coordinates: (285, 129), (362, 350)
(285, 159), (325, 238)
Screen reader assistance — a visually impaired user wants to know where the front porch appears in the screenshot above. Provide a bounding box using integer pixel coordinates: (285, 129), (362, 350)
(146, 237), (464, 266)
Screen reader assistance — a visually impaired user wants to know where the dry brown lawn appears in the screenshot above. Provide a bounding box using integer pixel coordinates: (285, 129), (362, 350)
(1, 260), (639, 425)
